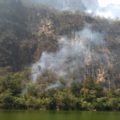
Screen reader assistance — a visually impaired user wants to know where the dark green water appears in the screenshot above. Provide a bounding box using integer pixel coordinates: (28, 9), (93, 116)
(0, 111), (120, 120)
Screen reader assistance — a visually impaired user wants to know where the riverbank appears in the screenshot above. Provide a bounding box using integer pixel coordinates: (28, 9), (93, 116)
(0, 72), (120, 111)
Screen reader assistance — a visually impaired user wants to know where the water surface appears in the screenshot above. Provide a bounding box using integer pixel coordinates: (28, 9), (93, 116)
(0, 111), (120, 120)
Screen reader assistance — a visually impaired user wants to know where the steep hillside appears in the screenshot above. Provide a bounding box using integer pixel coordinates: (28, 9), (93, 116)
(0, 0), (120, 110)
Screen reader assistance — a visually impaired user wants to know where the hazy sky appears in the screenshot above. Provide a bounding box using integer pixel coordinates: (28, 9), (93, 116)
(98, 0), (120, 7)
(25, 0), (120, 19)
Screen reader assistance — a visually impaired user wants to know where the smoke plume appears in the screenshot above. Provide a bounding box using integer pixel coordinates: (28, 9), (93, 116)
(32, 26), (113, 82)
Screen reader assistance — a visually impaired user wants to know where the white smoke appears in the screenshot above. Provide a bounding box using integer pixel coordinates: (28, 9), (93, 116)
(84, 0), (120, 19)
(32, 26), (107, 81)
(93, 0), (120, 19)
(98, 0), (120, 7)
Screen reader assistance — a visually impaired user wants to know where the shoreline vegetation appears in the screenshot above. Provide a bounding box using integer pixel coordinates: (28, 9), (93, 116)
(0, 69), (120, 111)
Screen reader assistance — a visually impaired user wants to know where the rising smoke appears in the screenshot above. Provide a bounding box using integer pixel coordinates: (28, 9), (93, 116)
(32, 26), (113, 83)
(30, 0), (118, 90)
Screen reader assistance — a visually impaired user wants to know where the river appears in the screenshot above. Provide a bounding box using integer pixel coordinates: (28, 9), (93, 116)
(0, 111), (120, 120)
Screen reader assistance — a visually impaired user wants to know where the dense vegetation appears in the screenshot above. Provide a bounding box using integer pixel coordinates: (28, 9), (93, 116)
(0, 70), (120, 111)
(0, 0), (120, 111)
